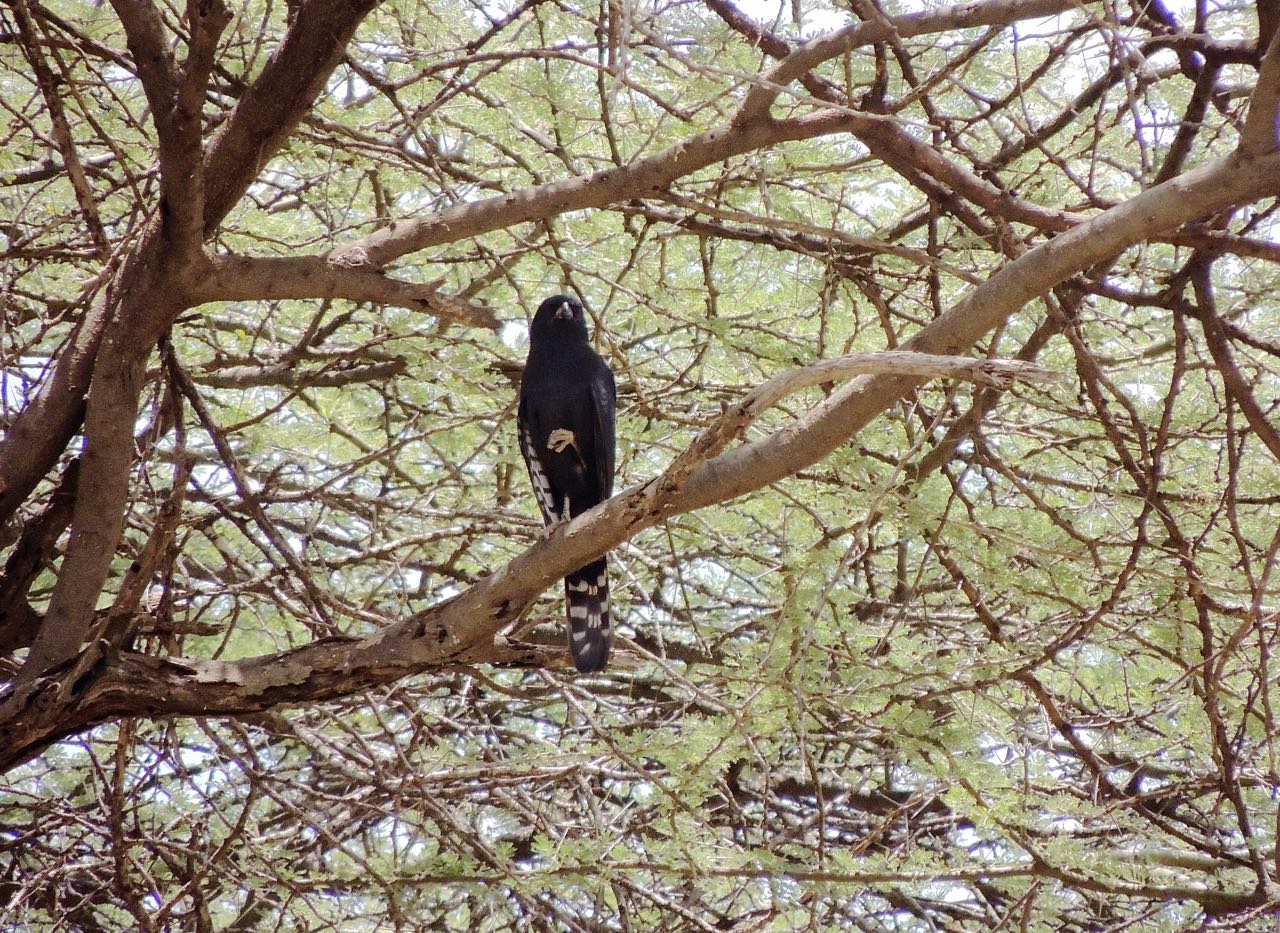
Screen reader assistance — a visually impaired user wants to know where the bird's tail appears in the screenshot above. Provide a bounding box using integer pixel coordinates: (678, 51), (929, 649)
(565, 556), (610, 672)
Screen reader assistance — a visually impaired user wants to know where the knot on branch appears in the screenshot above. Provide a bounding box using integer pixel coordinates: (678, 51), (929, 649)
(329, 245), (372, 268)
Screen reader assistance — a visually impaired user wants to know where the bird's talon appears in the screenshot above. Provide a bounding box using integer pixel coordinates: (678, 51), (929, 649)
(547, 428), (577, 454)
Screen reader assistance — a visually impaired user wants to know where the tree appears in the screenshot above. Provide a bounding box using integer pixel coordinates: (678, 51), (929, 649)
(2, 0), (1279, 926)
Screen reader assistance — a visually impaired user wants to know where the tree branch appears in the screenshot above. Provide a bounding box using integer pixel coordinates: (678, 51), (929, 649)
(197, 357), (407, 389)
(1190, 255), (1280, 464)
(657, 352), (1056, 491)
(331, 111), (876, 269)
(667, 148), (1280, 518)
(732, 0), (1078, 127)
(334, 0), (1087, 271)
(199, 254), (499, 328)
(200, 0), (380, 232)
(108, 0), (230, 257)
(0, 291), (111, 524)
(9, 0), (110, 258)
(1241, 25), (1280, 155)
(0, 349), (1049, 766)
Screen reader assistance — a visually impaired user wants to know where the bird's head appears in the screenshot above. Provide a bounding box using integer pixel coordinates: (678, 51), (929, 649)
(530, 294), (590, 345)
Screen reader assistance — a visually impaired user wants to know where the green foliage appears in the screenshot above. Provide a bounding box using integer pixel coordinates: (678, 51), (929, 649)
(4, 0), (1280, 928)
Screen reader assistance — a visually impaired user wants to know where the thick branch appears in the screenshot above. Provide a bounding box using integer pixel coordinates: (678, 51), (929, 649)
(340, 0), (1087, 270)
(733, 0), (1078, 126)
(4, 148), (1280, 766)
(1241, 26), (1280, 155)
(199, 255), (498, 328)
(658, 352), (1056, 489)
(710, 0), (1079, 237)
(332, 112), (869, 269)
(0, 0), (380, 533)
(5, 0), (1280, 774)
(200, 0), (380, 231)
(108, 0), (230, 256)
(0, 461), (79, 656)
(107, 0), (178, 126)
(670, 151), (1280, 517)
(0, 293), (110, 523)
(0, 350), (1050, 765)
(11, 303), (161, 688)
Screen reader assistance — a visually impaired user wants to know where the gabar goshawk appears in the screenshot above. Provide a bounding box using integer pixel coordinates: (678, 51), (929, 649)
(517, 294), (617, 672)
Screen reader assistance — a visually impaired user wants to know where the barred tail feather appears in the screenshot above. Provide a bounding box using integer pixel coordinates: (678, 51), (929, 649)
(564, 556), (610, 673)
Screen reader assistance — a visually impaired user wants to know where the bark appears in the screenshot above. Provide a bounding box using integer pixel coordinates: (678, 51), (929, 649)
(0, 0), (382, 527)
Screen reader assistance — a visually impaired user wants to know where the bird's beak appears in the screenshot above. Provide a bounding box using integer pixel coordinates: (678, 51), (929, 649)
(555, 302), (572, 320)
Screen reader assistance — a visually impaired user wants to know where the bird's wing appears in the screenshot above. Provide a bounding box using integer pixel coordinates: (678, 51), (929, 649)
(589, 360), (617, 499)
(517, 392), (557, 523)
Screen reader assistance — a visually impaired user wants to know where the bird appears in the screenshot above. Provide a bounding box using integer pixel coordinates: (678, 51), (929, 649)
(517, 294), (617, 672)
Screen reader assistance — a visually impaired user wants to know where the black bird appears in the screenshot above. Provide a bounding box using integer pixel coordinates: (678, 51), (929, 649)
(518, 294), (617, 672)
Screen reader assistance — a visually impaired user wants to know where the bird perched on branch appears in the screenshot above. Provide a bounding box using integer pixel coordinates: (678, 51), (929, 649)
(518, 294), (617, 672)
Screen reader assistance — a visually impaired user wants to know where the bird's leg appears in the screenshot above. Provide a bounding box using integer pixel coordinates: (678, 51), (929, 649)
(546, 428), (578, 455)
(543, 496), (571, 539)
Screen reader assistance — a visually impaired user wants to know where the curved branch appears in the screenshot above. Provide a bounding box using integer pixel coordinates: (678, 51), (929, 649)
(657, 352), (1056, 490)
(199, 255), (498, 328)
(7, 141), (1280, 774)
(671, 150), (1280, 516)
(332, 111), (869, 269)
(1190, 256), (1280, 464)
(732, 0), (1078, 126)
(710, 0), (1079, 236)
(337, 0), (1085, 271)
